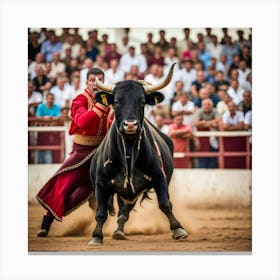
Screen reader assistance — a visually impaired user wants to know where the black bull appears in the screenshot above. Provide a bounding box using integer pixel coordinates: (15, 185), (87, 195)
(88, 64), (188, 245)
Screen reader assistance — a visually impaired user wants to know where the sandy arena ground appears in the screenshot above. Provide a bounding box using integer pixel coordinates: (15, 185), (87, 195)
(28, 192), (252, 253)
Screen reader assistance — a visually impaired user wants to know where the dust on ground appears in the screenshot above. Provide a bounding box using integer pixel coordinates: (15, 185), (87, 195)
(28, 193), (251, 253)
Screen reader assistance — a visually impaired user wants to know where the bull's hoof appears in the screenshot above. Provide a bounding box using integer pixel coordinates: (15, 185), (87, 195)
(172, 228), (188, 240)
(88, 237), (103, 246)
(37, 229), (48, 237)
(112, 230), (126, 240)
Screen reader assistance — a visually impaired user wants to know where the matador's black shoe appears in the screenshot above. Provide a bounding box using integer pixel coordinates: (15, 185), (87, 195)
(37, 215), (54, 237)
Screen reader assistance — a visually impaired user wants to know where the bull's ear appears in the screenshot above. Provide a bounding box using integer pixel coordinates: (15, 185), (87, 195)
(145, 92), (165, 106)
(95, 91), (114, 106)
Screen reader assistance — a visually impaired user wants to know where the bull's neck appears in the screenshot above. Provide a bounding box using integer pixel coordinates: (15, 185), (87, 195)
(116, 127), (144, 194)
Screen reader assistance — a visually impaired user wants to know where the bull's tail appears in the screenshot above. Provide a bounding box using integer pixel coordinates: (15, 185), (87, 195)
(107, 194), (115, 216)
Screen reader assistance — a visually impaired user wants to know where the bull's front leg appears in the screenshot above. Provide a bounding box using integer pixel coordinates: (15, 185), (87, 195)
(113, 195), (135, 240)
(153, 173), (188, 240)
(88, 184), (110, 246)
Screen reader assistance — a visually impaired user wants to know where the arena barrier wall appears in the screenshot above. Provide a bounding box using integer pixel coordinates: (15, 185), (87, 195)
(28, 165), (251, 208)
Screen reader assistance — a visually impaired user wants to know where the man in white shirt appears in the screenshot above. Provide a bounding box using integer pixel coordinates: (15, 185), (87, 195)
(171, 92), (195, 126)
(173, 59), (196, 93)
(119, 46), (147, 74)
(28, 80), (43, 116)
(227, 79), (244, 105)
(49, 76), (72, 108)
(105, 58), (125, 84)
(222, 101), (244, 131)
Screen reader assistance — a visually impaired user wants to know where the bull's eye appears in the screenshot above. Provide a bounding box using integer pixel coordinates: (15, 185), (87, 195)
(140, 100), (145, 107)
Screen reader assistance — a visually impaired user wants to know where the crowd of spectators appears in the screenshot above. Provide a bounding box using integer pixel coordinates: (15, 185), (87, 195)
(28, 27), (252, 166)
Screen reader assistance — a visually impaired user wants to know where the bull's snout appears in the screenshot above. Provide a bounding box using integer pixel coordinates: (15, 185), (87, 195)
(123, 119), (138, 134)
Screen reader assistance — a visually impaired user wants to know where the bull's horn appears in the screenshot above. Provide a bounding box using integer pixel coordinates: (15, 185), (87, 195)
(96, 78), (115, 93)
(143, 63), (176, 93)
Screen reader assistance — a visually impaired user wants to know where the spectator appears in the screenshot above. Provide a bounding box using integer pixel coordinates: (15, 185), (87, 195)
(206, 35), (223, 60)
(197, 42), (211, 70)
(145, 32), (156, 56)
(169, 37), (179, 56)
(230, 68), (239, 81)
(148, 65), (171, 119)
(104, 43), (121, 64)
(66, 75), (83, 107)
(147, 45), (165, 68)
(205, 65), (216, 84)
(244, 110), (252, 131)
(48, 52), (66, 83)
(65, 58), (81, 78)
(195, 33), (205, 47)
(156, 29), (169, 52)
(49, 75), (72, 108)
(61, 34), (81, 59)
(139, 43), (150, 66)
(170, 80), (184, 108)
(28, 31), (41, 63)
(205, 82), (220, 106)
(59, 28), (70, 43)
(221, 101), (244, 131)
(93, 54), (106, 70)
(190, 70), (207, 99)
(32, 64), (52, 95)
(220, 28), (229, 45)
(227, 79), (244, 105)
(214, 70), (230, 92)
(78, 46), (87, 65)
(35, 92), (61, 164)
(194, 86), (211, 110)
(221, 36), (241, 66)
(240, 45), (252, 68)
(194, 98), (220, 168)
(154, 114), (169, 134)
(118, 35), (130, 55)
(28, 52), (46, 80)
(104, 58), (125, 84)
(99, 33), (111, 57)
(40, 32), (62, 62)
(228, 54), (241, 77)
(79, 57), (93, 89)
(208, 56), (227, 75)
(181, 40), (194, 61)
(72, 28), (84, 45)
(164, 47), (180, 73)
(173, 58), (196, 93)
(171, 92), (195, 126)
(216, 90), (232, 116)
(85, 38), (100, 62)
(87, 29), (101, 47)
(237, 60), (251, 89)
(238, 90), (252, 114)
(178, 28), (192, 53)
(28, 80), (43, 116)
(204, 28), (213, 46)
(218, 54), (230, 79)
(128, 64), (144, 80)
(119, 46), (147, 74)
(242, 72), (252, 91)
(235, 30), (250, 50)
(168, 114), (200, 167)
(62, 47), (73, 71)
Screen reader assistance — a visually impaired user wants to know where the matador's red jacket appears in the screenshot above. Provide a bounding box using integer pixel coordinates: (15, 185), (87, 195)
(36, 89), (114, 221)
